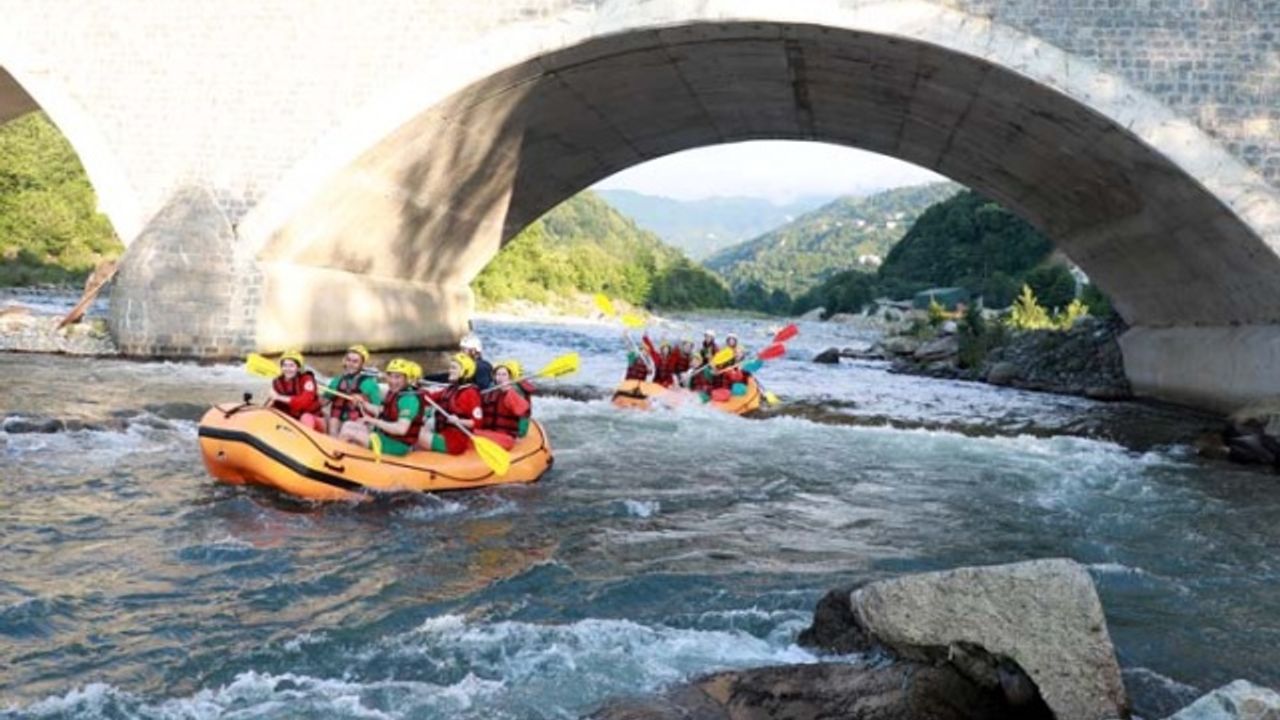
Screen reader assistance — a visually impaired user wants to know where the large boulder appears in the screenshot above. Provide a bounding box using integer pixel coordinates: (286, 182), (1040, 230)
(882, 335), (921, 356)
(913, 334), (960, 362)
(851, 558), (1128, 720)
(590, 662), (1037, 720)
(812, 347), (841, 364)
(1167, 680), (1280, 720)
(987, 361), (1019, 386)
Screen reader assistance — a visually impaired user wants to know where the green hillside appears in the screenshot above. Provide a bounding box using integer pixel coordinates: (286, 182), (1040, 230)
(473, 191), (730, 311)
(792, 189), (1071, 317)
(876, 189), (1055, 307)
(0, 113), (121, 285)
(596, 189), (827, 260)
(704, 182), (961, 297)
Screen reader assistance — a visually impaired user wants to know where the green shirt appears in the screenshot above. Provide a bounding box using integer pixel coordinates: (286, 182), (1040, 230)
(373, 392), (422, 456)
(328, 373), (384, 405)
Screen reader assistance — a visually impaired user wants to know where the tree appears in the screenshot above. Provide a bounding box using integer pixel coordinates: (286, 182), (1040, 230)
(1024, 264), (1077, 311)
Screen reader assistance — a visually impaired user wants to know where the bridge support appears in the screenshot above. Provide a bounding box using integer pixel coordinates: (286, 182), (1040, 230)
(108, 187), (470, 358)
(1121, 326), (1280, 414)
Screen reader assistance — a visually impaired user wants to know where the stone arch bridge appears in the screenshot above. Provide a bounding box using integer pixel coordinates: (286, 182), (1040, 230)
(2, 1), (1279, 412)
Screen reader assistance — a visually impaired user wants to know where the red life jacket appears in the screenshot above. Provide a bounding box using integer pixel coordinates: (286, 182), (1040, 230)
(481, 386), (530, 437)
(670, 349), (691, 376)
(431, 384), (481, 433)
(625, 355), (649, 381)
(690, 366), (713, 391)
(652, 352), (675, 386)
(378, 388), (425, 445)
(272, 370), (323, 417)
(327, 372), (371, 420)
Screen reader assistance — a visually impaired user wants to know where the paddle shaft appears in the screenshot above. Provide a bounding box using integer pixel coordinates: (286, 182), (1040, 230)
(418, 391), (480, 440)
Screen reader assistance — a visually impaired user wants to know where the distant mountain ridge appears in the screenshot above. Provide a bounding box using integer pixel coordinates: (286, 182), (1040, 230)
(704, 182), (963, 297)
(595, 189), (829, 260)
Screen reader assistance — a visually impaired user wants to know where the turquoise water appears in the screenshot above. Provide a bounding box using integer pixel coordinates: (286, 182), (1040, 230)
(2, 316), (1277, 718)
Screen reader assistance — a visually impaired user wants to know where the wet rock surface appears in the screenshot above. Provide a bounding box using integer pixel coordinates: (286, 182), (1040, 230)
(1168, 680), (1280, 720)
(849, 559), (1128, 720)
(590, 662), (1038, 720)
(0, 307), (118, 355)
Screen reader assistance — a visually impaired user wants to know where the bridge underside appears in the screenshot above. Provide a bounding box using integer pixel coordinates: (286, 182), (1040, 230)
(107, 21), (1280, 412)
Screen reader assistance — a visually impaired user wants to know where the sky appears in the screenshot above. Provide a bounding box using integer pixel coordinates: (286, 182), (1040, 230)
(592, 140), (947, 204)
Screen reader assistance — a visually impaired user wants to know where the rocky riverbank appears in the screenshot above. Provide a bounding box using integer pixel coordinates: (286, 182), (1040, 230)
(817, 315), (1132, 402)
(590, 559), (1279, 720)
(0, 305), (117, 355)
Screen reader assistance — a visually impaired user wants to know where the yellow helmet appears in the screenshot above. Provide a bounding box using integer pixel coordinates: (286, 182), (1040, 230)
(386, 357), (420, 383)
(346, 344), (370, 364)
(279, 349), (305, 368)
(452, 352), (476, 380)
(496, 358), (522, 380)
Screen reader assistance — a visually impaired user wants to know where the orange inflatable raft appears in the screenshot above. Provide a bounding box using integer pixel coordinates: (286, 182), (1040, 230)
(611, 377), (762, 415)
(197, 403), (552, 501)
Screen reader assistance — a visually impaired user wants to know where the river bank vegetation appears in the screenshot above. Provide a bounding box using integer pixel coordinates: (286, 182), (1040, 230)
(0, 113), (121, 286)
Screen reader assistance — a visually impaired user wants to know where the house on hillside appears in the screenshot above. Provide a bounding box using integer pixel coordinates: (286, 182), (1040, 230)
(912, 287), (971, 311)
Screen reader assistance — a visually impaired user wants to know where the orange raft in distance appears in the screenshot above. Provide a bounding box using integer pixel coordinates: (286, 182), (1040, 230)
(611, 377), (762, 415)
(197, 403), (552, 502)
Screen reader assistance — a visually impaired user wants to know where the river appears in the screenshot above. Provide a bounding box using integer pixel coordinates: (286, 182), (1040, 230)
(2, 310), (1278, 718)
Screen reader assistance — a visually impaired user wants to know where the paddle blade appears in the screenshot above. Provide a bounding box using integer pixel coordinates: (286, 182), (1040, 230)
(757, 343), (786, 361)
(764, 391), (781, 405)
(593, 293), (616, 317)
(621, 313), (646, 329)
(743, 359), (764, 374)
(710, 388), (732, 403)
(711, 347), (735, 367)
(772, 323), (799, 344)
(473, 435), (512, 476)
(245, 352), (281, 379)
(537, 352), (580, 379)
(369, 432), (383, 464)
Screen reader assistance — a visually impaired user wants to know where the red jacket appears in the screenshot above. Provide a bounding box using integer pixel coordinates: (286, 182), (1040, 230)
(480, 384), (531, 437)
(624, 353), (650, 381)
(426, 384), (482, 455)
(272, 371), (323, 418)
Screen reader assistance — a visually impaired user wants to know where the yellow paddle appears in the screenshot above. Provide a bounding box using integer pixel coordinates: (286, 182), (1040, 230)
(418, 392), (511, 476)
(481, 352), (581, 394)
(621, 313), (646, 329)
(244, 352), (283, 379)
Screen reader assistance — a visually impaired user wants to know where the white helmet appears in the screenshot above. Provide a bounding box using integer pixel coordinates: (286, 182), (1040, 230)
(703, 329), (716, 339)
(459, 333), (483, 353)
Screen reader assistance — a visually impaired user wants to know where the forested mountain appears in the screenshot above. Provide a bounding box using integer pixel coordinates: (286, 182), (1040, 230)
(791, 189), (1071, 317)
(595, 189), (827, 260)
(704, 182), (962, 297)
(0, 113), (121, 285)
(473, 191), (730, 311)
(875, 189), (1055, 307)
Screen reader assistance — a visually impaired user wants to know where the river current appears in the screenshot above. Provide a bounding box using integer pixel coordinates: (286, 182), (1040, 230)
(2, 311), (1278, 718)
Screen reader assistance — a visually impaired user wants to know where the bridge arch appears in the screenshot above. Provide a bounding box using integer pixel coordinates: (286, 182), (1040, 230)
(0, 48), (142, 243)
(237, 2), (1280, 409)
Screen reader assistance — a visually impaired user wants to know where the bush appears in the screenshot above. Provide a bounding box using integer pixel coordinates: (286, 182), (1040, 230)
(1006, 284), (1091, 332)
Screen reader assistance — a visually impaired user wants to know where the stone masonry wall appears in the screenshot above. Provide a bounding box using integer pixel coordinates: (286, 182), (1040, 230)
(952, 0), (1280, 186)
(0, 0), (1275, 243)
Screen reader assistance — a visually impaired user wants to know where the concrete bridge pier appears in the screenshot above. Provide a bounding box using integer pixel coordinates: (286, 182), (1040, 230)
(108, 187), (472, 357)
